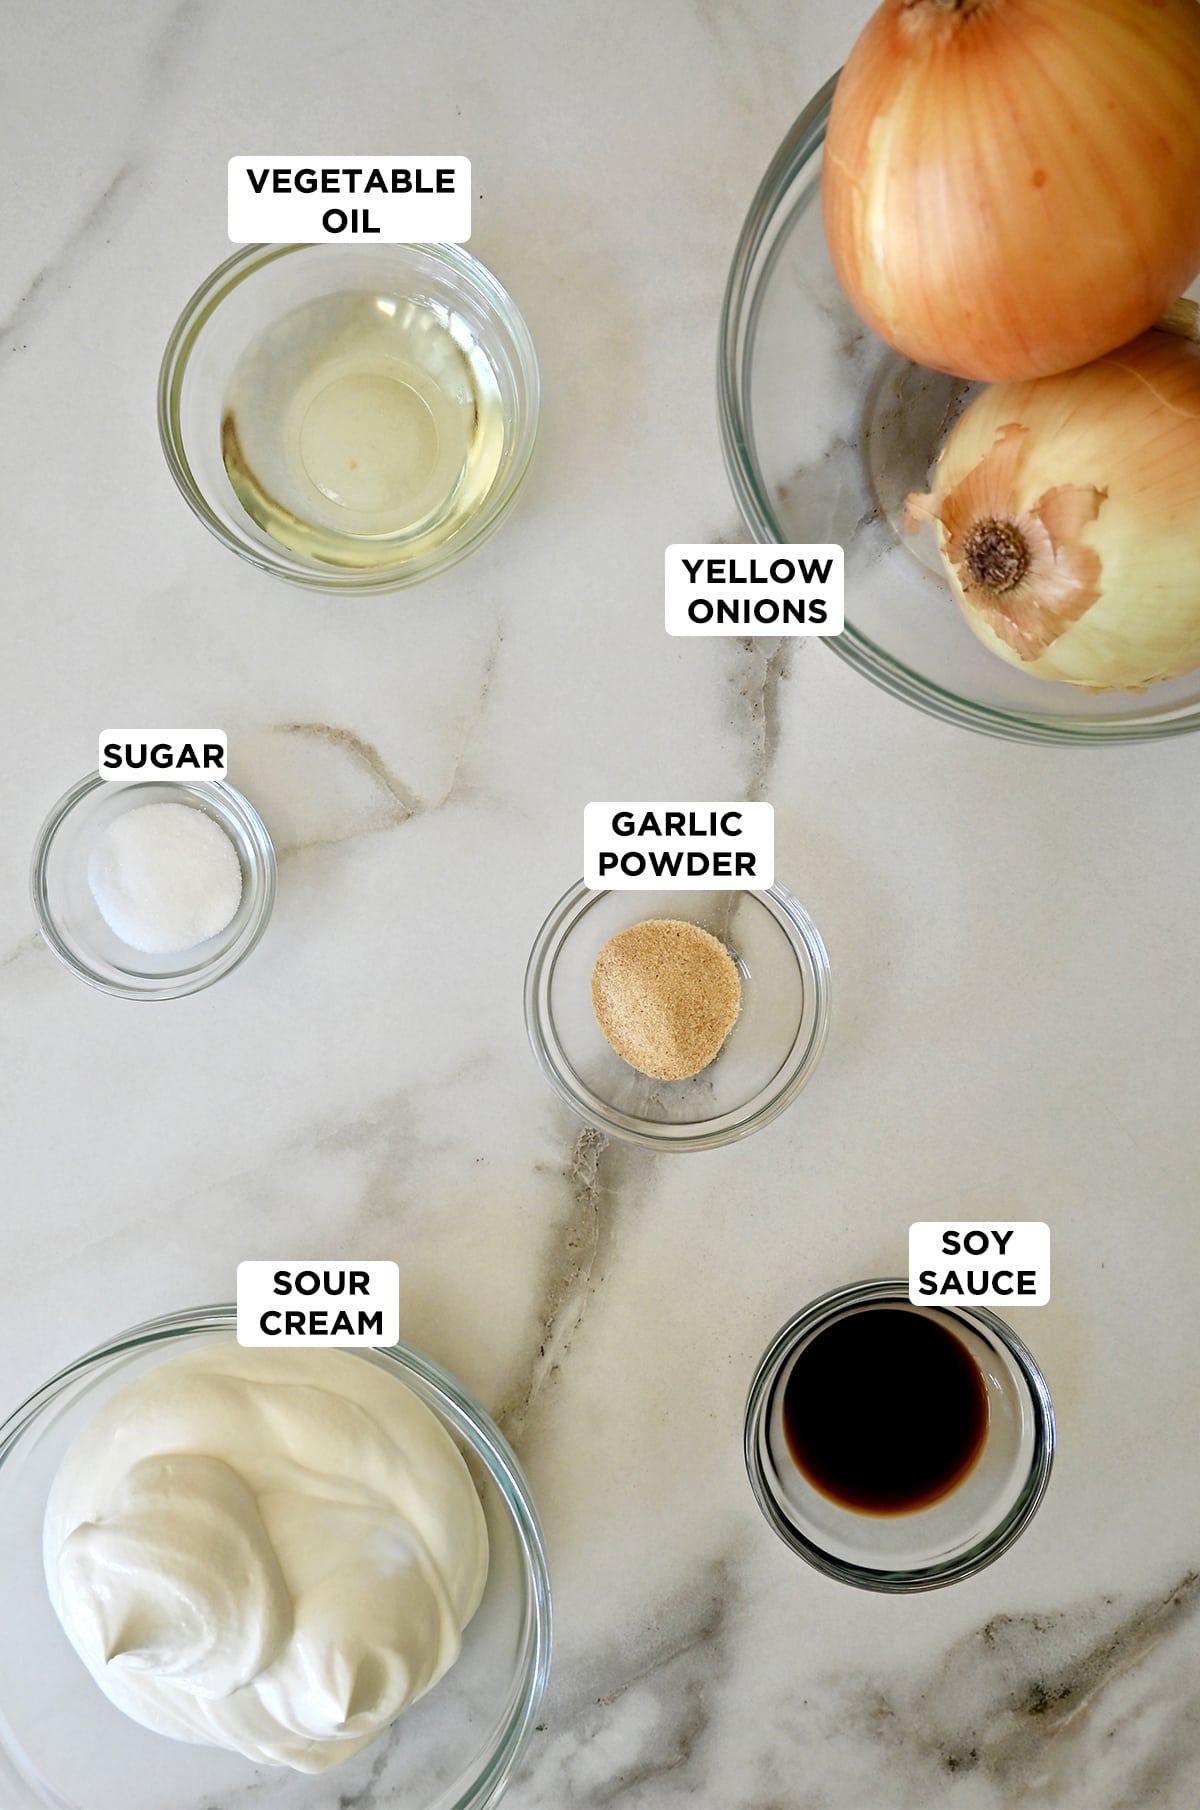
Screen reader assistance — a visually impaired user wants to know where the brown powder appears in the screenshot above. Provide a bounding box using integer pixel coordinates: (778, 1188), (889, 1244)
(590, 918), (742, 1080)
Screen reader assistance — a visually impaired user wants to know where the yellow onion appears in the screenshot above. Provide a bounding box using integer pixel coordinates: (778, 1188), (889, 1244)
(823, 0), (1200, 381)
(905, 318), (1200, 690)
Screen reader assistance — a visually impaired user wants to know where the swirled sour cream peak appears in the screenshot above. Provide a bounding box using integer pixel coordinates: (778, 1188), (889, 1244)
(43, 1344), (488, 1773)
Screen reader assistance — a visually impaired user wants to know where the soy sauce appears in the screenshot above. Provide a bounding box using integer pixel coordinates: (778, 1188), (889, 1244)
(781, 1307), (988, 1515)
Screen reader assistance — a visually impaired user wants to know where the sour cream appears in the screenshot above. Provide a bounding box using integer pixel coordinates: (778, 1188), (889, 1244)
(43, 1344), (488, 1773)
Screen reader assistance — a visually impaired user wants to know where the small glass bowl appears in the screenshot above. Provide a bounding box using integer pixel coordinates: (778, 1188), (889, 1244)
(744, 1279), (1055, 1592)
(0, 1306), (552, 1810)
(158, 242), (539, 592)
(719, 74), (1200, 744)
(31, 774), (276, 1000)
(524, 880), (831, 1151)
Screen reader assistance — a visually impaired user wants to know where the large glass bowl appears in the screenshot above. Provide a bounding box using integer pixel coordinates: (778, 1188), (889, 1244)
(0, 1308), (551, 1810)
(720, 74), (1200, 745)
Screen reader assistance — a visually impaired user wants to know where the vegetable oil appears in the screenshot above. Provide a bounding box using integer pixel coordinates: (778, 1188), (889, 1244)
(221, 290), (504, 568)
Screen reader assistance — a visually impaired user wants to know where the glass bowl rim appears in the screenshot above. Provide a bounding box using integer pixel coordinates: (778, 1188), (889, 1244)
(523, 878), (832, 1152)
(29, 773), (277, 1001)
(157, 240), (541, 594)
(717, 72), (1200, 746)
(0, 1303), (553, 1810)
(743, 1276), (1056, 1593)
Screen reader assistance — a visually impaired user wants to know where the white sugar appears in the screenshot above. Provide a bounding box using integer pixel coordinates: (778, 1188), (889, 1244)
(88, 802), (243, 955)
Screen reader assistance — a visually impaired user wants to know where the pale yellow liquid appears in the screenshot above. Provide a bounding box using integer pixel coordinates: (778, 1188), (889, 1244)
(221, 291), (505, 568)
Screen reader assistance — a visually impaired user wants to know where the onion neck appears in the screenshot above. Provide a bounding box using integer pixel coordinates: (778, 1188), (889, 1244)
(1156, 298), (1200, 343)
(962, 519), (1029, 594)
(901, 0), (986, 24)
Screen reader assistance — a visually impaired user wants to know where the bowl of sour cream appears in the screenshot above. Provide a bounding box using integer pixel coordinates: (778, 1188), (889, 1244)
(0, 1307), (551, 1810)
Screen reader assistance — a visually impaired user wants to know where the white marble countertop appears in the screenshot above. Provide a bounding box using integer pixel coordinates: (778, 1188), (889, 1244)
(3, 2), (1200, 1806)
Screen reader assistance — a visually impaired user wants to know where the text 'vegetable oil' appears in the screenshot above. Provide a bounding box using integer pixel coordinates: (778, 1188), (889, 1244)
(221, 290), (505, 568)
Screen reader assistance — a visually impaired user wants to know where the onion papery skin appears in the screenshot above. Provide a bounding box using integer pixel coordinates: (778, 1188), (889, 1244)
(823, 0), (1200, 381)
(912, 330), (1200, 689)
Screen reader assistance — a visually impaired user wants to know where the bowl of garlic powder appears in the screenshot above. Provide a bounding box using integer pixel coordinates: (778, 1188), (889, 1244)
(524, 881), (831, 1151)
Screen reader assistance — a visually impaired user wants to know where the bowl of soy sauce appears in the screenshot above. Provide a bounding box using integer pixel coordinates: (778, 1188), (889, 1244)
(744, 1278), (1055, 1592)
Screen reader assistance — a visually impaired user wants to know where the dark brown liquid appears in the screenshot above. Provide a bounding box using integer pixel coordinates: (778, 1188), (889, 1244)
(782, 1307), (988, 1515)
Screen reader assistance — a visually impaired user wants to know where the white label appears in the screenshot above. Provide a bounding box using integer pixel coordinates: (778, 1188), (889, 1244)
(666, 544), (844, 637)
(228, 156), (471, 244)
(584, 801), (774, 891)
(908, 1223), (1050, 1307)
(237, 1261), (400, 1347)
(98, 729), (228, 782)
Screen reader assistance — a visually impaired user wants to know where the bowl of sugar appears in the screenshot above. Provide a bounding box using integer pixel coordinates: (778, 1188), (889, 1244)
(31, 775), (276, 999)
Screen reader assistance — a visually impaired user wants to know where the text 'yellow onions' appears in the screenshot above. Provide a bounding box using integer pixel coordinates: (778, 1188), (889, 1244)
(905, 318), (1200, 691)
(823, 0), (1200, 382)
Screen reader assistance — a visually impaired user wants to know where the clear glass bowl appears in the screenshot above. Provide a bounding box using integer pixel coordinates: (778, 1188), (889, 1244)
(744, 1279), (1055, 1592)
(0, 1307), (551, 1810)
(524, 880), (831, 1151)
(30, 775), (276, 1001)
(719, 74), (1200, 745)
(159, 243), (539, 592)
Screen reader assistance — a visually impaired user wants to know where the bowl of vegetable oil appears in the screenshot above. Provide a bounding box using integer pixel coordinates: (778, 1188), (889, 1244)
(159, 243), (539, 591)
